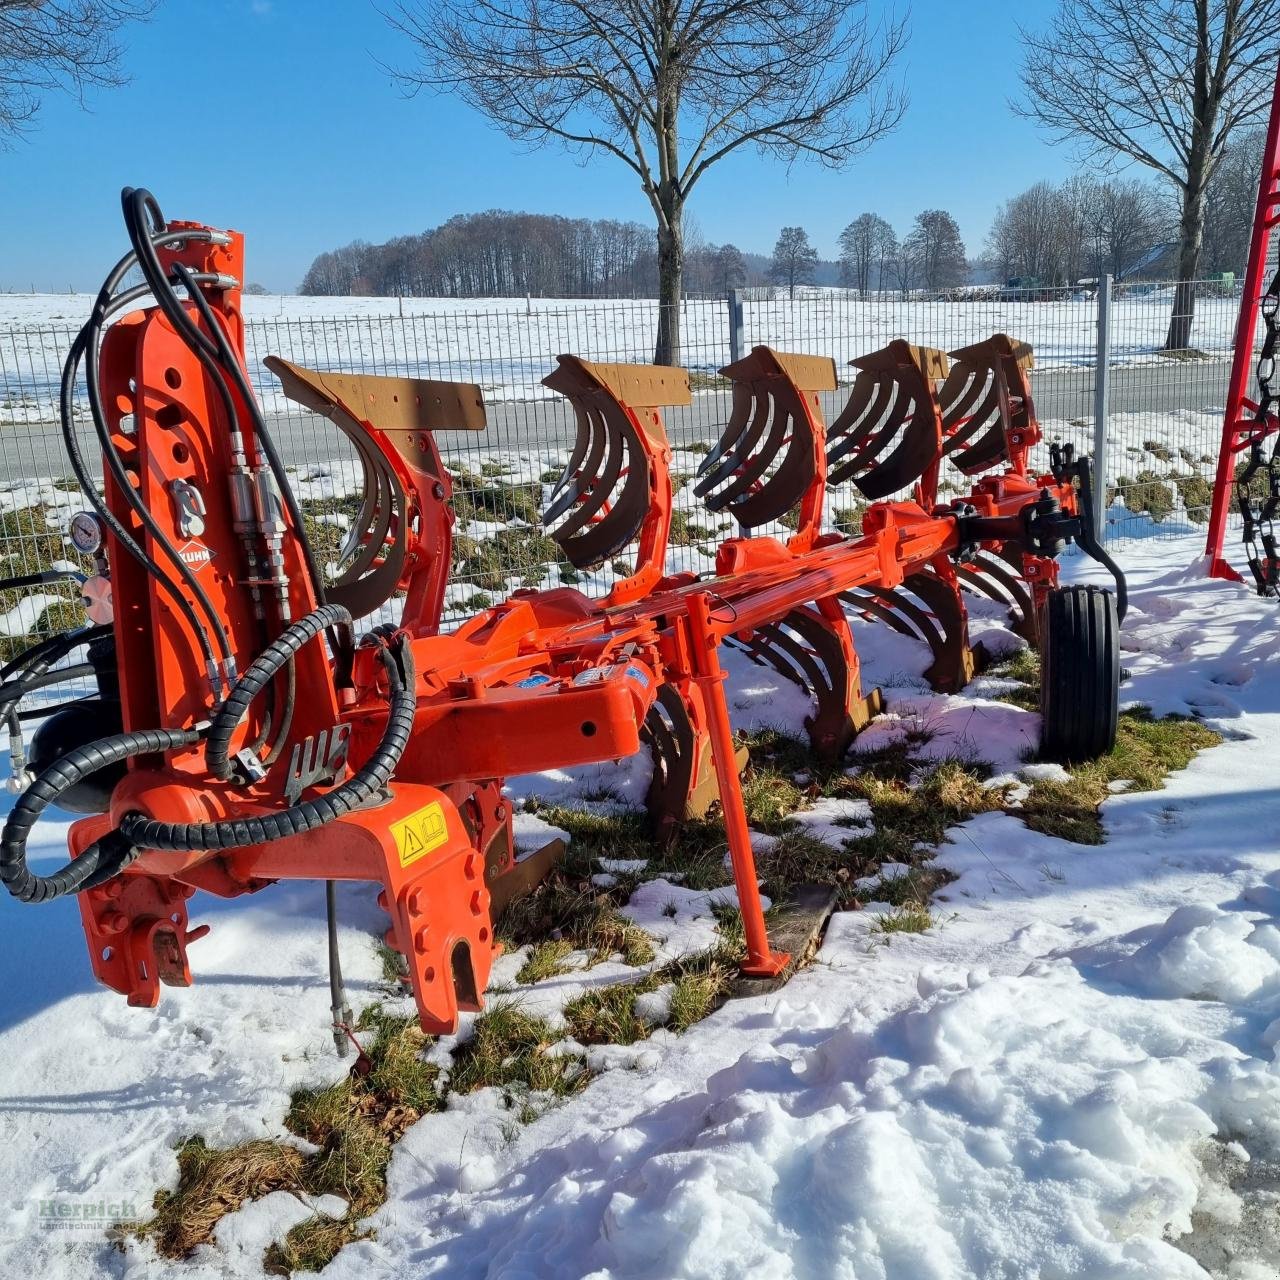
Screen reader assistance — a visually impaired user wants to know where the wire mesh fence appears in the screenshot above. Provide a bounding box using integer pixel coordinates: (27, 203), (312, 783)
(1102, 281), (1239, 539)
(0, 279), (1248, 650)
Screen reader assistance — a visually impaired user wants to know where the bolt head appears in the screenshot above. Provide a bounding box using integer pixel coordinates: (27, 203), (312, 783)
(414, 927), (430, 955)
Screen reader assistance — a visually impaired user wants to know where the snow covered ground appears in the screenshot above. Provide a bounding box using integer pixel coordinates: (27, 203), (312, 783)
(0, 532), (1277, 1278)
(0, 285), (1240, 421)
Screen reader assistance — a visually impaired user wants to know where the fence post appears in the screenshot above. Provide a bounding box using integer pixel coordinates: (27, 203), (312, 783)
(1091, 274), (1113, 541)
(727, 288), (744, 365)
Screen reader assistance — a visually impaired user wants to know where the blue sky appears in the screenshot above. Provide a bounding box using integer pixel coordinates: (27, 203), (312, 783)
(0, 0), (1078, 291)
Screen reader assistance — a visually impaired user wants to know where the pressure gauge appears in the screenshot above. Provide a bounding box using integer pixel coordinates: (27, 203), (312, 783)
(70, 511), (104, 556)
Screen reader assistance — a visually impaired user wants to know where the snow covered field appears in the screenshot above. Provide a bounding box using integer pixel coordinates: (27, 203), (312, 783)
(0, 285), (1241, 422)
(0, 533), (1277, 1278)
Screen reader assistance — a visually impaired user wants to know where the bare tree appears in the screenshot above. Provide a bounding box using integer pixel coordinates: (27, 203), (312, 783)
(0, 0), (154, 140)
(874, 225), (899, 295)
(989, 181), (1078, 284)
(838, 211), (895, 296)
(904, 209), (966, 290)
(714, 243), (747, 294)
(1093, 178), (1168, 277)
(389, 0), (906, 363)
(769, 226), (818, 299)
(990, 175), (1167, 284)
(1055, 173), (1098, 284)
(891, 233), (915, 297)
(1016, 0), (1280, 349)
(1202, 126), (1265, 273)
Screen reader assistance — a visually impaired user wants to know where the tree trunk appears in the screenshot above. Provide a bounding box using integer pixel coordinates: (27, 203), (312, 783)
(654, 206), (684, 366)
(1166, 139), (1211, 351)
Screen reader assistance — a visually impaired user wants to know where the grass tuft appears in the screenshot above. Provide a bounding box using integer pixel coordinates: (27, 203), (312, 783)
(562, 924), (742, 1046)
(449, 1002), (589, 1100)
(1021, 707), (1221, 843)
(872, 903), (933, 934)
(496, 807), (657, 966)
(665, 946), (738, 1032)
(563, 977), (659, 1045)
(266, 1215), (366, 1276)
(991, 654), (1223, 843)
(516, 939), (576, 985)
(139, 1137), (307, 1259)
(140, 1008), (440, 1273)
(1116, 470), (1175, 522)
(374, 939), (408, 987)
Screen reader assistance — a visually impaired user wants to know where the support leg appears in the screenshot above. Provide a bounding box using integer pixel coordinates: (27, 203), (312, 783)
(687, 593), (789, 979)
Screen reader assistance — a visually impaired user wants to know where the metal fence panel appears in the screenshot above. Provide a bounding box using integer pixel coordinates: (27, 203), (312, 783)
(1101, 282), (1239, 541)
(0, 281), (1252, 655)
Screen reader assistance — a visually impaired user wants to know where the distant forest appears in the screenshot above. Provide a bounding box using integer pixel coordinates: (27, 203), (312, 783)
(298, 136), (1260, 300)
(298, 210), (839, 298)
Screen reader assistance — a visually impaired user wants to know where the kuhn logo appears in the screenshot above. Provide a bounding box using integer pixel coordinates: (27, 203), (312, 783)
(178, 540), (214, 570)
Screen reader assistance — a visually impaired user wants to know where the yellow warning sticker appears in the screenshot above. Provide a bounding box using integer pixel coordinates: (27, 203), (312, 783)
(392, 802), (450, 868)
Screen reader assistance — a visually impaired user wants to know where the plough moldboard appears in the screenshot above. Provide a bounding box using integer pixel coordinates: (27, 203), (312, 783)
(0, 192), (1127, 1041)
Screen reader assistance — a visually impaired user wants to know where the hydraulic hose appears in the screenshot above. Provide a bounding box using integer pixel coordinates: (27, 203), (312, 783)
(122, 188), (331, 615)
(0, 664), (96, 713)
(172, 261), (333, 613)
(204, 603), (351, 781)
(61, 263), (233, 682)
(120, 637), (415, 854)
(0, 625), (109, 685)
(0, 726), (202, 903)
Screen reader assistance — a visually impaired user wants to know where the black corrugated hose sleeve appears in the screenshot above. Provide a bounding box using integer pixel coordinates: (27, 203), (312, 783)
(205, 603), (352, 781)
(122, 637), (415, 854)
(0, 727), (202, 903)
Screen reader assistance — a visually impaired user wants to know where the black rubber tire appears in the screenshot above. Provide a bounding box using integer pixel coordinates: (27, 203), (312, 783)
(1039, 585), (1119, 762)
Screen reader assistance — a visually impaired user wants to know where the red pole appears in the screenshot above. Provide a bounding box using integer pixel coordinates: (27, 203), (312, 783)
(1206, 54), (1280, 580)
(686, 592), (789, 978)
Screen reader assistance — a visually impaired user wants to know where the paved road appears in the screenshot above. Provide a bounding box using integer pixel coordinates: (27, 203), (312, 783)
(7, 359), (1233, 483)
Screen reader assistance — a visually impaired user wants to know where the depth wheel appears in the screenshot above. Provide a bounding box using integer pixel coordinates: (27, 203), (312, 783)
(1039, 585), (1119, 762)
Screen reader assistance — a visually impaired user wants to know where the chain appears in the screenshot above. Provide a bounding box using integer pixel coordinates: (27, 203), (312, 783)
(1238, 263), (1280, 595)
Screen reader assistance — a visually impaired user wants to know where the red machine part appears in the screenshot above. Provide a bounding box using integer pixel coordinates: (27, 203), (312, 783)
(694, 347), (837, 550)
(52, 213), (1085, 1036)
(264, 356), (488, 632)
(96, 246), (340, 786)
(1206, 54), (1280, 582)
(541, 356), (686, 605)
